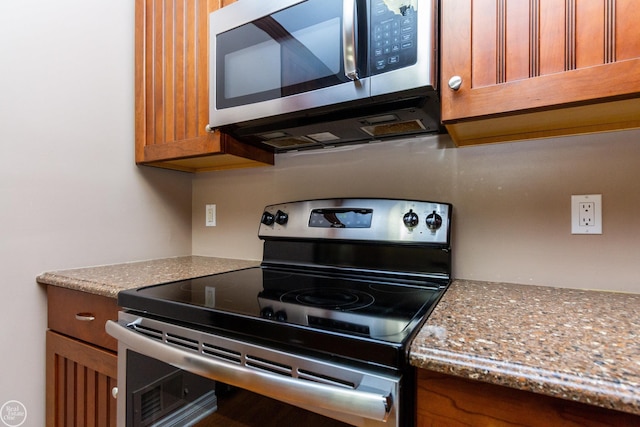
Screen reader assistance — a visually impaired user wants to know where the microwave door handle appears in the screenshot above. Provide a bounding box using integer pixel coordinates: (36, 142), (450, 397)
(343, 0), (358, 80)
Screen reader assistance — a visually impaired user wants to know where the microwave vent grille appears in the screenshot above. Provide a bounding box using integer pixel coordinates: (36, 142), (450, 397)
(262, 136), (316, 149)
(361, 119), (426, 137)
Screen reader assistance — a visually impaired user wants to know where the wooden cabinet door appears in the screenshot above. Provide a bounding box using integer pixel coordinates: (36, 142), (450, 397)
(440, 0), (640, 145)
(134, 0), (273, 172)
(416, 370), (640, 427)
(46, 331), (118, 427)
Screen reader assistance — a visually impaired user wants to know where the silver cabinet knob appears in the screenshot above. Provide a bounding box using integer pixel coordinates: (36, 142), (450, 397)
(448, 75), (463, 91)
(112, 387), (118, 399)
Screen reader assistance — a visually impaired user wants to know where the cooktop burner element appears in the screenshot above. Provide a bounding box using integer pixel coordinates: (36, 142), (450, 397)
(287, 287), (374, 309)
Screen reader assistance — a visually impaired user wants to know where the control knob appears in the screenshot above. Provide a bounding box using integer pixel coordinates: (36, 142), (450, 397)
(260, 307), (274, 319)
(275, 310), (287, 322)
(275, 210), (289, 225)
(402, 209), (419, 228)
(425, 211), (443, 230)
(261, 211), (275, 226)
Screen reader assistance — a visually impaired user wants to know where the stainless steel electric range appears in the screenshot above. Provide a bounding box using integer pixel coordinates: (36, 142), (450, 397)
(107, 198), (452, 427)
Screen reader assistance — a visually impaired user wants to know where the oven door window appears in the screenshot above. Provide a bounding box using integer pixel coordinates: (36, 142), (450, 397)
(215, 0), (361, 109)
(126, 350), (218, 427)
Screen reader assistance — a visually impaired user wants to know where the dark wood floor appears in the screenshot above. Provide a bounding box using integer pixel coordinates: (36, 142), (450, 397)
(195, 388), (353, 427)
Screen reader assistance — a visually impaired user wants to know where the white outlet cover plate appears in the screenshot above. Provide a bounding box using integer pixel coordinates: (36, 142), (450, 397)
(206, 204), (216, 227)
(571, 194), (602, 234)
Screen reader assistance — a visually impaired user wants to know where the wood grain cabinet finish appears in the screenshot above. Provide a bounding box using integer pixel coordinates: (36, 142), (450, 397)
(441, 0), (640, 146)
(46, 286), (119, 427)
(135, 0), (274, 172)
(47, 286), (118, 352)
(416, 370), (640, 427)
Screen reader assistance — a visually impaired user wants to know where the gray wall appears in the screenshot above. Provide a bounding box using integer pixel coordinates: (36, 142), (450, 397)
(193, 129), (640, 293)
(0, 2), (192, 424)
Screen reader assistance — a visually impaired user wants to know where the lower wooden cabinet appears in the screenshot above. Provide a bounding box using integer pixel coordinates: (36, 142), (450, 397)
(416, 370), (640, 427)
(46, 286), (119, 427)
(46, 331), (117, 427)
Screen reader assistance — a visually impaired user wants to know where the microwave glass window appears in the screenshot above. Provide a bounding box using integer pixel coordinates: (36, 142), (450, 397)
(225, 38), (281, 99)
(283, 18), (341, 86)
(216, 0), (350, 109)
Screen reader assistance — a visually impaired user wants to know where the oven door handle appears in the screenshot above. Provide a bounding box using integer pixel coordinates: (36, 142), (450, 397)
(106, 320), (393, 422)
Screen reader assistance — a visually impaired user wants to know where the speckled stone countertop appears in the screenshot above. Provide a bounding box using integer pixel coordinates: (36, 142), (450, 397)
(410, 280), (640, 416)
(38, 259), (640, 416)
(37, 256), (260, 298)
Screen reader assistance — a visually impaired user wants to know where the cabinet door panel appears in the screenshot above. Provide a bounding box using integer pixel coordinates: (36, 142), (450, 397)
(616, 0), (640, 60)
(144, 0), (204, 146)
(468, 1), (532, 85)
(505, 1), (530, 82)
(46, 331), (117, 427)
(538, 0), (566, 75)
(575, 0), (605, 68)
(416, 370), (640, 427)
(470, 0), (497, 88)
(442, 0), (640, 122)
(135, 0), (273, 172)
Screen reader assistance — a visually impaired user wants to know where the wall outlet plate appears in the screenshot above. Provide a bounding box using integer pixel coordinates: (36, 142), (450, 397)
(206, 204), (216, 227)
(571, 194), (601, 234)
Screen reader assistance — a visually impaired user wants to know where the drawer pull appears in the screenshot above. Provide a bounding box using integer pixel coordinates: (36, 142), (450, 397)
(75, 313), (96, 322)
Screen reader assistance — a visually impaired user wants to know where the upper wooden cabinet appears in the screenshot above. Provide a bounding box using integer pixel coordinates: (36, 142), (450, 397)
(440, 0), (640, 146)
(134, 0), (274, 172)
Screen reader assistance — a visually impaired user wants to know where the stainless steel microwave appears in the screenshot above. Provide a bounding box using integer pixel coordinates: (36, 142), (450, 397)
(208, 0), (440, 152)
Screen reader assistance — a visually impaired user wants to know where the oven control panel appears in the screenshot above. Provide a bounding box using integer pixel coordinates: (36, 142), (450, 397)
(258, 198), (451, 245)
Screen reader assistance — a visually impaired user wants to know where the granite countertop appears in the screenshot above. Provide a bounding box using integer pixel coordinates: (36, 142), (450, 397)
(37, 256), (260, 298)
(410, 280), (640, 416)
(38, 258), (640, 416)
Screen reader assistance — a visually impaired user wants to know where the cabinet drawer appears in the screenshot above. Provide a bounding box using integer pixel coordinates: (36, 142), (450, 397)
(47, 286), (119, 352)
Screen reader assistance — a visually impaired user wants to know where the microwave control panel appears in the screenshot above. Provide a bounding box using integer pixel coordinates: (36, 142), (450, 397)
(370, 0), (418, 74)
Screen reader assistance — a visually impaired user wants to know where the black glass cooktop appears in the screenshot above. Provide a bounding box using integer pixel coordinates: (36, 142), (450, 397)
(118, 266), (444, 346)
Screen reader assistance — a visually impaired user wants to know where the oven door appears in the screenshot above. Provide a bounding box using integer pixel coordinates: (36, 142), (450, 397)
(122, 350), (356, 427)
(210, 0), (369, 128)
(107, 313), (400, 427)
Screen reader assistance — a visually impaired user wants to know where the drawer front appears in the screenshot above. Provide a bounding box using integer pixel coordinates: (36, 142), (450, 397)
(47, 286), (119, 352)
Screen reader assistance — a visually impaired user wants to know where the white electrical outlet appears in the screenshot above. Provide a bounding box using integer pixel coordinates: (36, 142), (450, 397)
(571, 195), (601, 234)
(206, 204), (216, 227)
